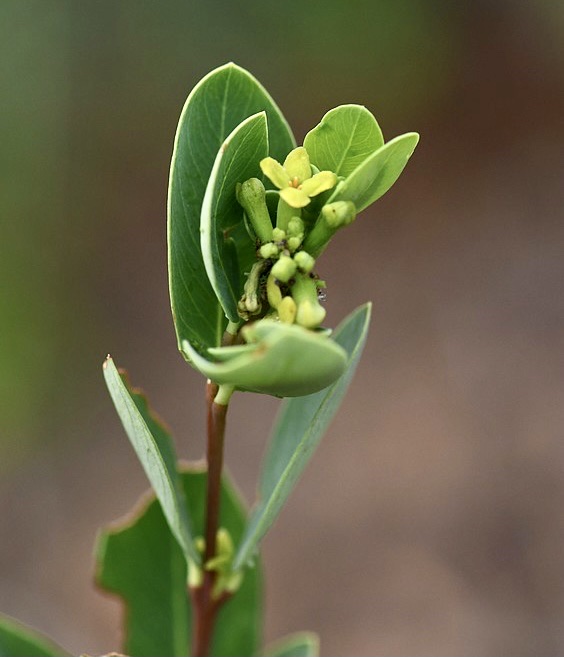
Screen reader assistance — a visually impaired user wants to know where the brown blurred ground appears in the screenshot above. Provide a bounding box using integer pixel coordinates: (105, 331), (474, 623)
(1, 3), (564, 655)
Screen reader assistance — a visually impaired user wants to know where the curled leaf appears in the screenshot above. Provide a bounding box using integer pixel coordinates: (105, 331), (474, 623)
(181, 320), (347, 397)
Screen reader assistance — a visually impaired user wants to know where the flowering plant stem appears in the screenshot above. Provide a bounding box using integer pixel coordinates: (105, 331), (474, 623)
(190, 381), (231, 657)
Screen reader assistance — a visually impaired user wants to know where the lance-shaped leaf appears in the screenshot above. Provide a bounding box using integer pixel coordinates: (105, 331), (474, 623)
(329, 132), (419, 212)
(201, 112), (269, 323)
(103, 357), (198, 564)
(233, 303), (371, 570)
(263, 632), (320, 657)
(168, 62), (295, 355)
(0, 614), (70, 657)
(96, 468), (263, 657)
(182, 320), (348, 398)
(303, 105), (384, 178)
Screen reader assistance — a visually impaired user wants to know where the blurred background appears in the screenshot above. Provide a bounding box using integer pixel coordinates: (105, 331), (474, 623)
(1, 1), (564, 655)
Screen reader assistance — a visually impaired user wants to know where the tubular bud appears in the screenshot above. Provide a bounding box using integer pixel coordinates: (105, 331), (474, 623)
(236, 178), (273, 243)
(291, 273), (326, 329)
(303, 200), (357, 257)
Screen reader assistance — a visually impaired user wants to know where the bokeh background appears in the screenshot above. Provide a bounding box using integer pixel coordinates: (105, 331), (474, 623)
(2, 2), (564, 655)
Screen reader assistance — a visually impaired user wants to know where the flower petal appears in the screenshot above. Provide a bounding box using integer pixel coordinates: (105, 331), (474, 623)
(280, 186), (311, 208)
(260, 157), (290, 190)
(283, 147), (311, 182)
(300, 170), (338, 197)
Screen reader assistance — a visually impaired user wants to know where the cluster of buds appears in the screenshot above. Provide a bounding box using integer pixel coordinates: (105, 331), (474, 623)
(236, 147), (356, 331)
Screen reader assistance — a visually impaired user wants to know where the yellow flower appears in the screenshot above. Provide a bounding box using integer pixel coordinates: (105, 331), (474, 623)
(260, 147), (337, 209)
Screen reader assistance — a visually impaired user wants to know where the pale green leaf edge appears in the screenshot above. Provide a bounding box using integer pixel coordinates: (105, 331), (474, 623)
(330, 131), (419, 211)
(263, 631), (320, 657)
(233, 303), (372, 570)
(0, 613), (71, 657)
(103, 357), (199, 564)
(201, 111), (269, 322)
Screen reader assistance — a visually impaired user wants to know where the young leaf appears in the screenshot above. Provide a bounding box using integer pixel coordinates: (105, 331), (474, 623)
(263, 632), (320, 657)
(96, 468), (263, 657)
(201, 112), (269, 323)
(303, 105), (384, 177)
(329, 132), (419, 212)
(103, 357), (198, 564)
(168, 62), (295, 354)
(0, 614), (70, 657)
(233, 303), (372, 570)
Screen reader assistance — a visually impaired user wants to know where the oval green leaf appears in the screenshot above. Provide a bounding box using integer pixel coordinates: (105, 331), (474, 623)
(168, 63), (295, 354)
(103, 357), (198, 564)
(96, 467), (263, 657)
(303, 105), (384, 177)
(0, 614), (70, 657)
(233, 303), (372, 570)
(182, 321), (348, 398)
(329, 132), (419, 212)
(201, 112), (269, 323)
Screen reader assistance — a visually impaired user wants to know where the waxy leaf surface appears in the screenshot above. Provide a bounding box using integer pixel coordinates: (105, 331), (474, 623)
(169, 63), (295, 354)
(201, 112), (268, 322)
(103, 357), (198, 564)
(234, 303), (372, 569)
(96, 468), (262, 657)
(303, 105), (384, 177)
(329, 132), (419, 212)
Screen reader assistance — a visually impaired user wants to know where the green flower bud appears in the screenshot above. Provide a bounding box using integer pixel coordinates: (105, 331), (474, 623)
(303, 200), (357, 258)
(291, 273), (326, 329)
(287, 236), (303, 252)
(271, 254), (297, 283)
(236, 178), (273, 244)
(287, 216), (305, 237)
(278, 296), (297, 324)
(266, 273), (283, 309)
(293, 250), (315, 274)
(272, 227), (286, 242)
(259, 242), (279, 259)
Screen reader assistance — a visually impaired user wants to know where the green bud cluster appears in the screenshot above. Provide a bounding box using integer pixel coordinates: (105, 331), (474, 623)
(236, 153), (357, 330)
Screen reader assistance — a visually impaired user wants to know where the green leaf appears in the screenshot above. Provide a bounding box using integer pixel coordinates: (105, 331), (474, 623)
(168, 62), (296, 354)
(201, 112), (269, 323)
(103, 357), (198, 564)
(233, 303), (372, 570)
(329, 132), (419, 212)
(0, 614), (70, 657)
(303, 105), (384, 177)
(96, 467), (262, 657)
(263, 632), (320, 657)
(182, 320), (347, 398)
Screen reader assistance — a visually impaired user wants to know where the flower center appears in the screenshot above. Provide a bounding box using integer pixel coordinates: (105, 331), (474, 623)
(289, 176), (300, 188)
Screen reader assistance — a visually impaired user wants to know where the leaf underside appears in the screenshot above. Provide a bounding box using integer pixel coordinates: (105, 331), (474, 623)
(103, 357), (198, 564)
(234, 303), (372, 570)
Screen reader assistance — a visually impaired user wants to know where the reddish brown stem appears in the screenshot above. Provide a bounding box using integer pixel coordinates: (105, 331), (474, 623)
(190, 381), (230, 657)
